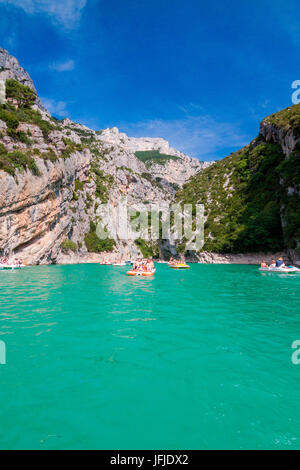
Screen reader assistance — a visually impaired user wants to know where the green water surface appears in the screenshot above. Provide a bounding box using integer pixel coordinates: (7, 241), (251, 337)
(0, 264), (299, 449)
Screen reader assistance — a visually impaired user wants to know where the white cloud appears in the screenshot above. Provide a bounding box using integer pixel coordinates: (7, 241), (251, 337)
(50, 59), (75, 72)
(122, 115), (249, 161)
(41, 97), (68, 117)
(0, 0), (87, 29)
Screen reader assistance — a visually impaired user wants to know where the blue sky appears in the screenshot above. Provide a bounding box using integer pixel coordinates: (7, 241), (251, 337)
(0, 0), (299, 160)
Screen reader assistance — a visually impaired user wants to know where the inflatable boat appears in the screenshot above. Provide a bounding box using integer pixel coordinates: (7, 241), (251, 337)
(169, 263), (190, 270)
(126, 269), (156, 276)
(0, 263), (25, 270)
(259, 266), (300, 273)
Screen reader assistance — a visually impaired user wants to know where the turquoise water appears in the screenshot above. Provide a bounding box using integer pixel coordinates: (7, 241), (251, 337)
(0, 263), (299, 450)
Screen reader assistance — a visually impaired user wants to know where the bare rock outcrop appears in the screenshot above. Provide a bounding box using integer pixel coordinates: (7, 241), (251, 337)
(97, 126), (212, 186)
(0, 150), (92, 264)
(0, 47), (46, 112)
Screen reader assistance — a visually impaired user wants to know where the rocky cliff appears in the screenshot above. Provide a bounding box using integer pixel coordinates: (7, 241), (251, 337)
(97, 126), (211, 186)
(0, 48), (209, 264)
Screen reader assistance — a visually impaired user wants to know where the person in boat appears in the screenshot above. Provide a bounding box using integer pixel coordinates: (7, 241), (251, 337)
(133, 258), (143, 272)
(275, 257), (285, 268)
(142, 259), (148, 270)
(145, 259), (154, 272)
(149, 259), (155, 270)
(260, 260), (268, 268)
(132, 260), (139, 270)
(269, 260), (276, 268)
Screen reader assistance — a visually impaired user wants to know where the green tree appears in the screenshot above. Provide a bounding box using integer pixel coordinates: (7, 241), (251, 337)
(5, 79), (36, 108)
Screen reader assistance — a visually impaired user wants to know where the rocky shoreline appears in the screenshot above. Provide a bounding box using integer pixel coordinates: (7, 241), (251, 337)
(50, 250), (299, 266)
(192, 251), (296, 265)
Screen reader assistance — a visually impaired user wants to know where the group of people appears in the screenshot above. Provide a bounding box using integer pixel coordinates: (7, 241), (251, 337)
(261, 257), (287, 269)
(132, 258), (155, 273)
(0, 256), (23, 266)
(168, 256), (186, 266)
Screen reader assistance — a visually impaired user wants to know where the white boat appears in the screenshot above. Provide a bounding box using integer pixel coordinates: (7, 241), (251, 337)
(259, 266), (300, 273)
(0, 263), (25, 270)
(113, 262), (126, 267)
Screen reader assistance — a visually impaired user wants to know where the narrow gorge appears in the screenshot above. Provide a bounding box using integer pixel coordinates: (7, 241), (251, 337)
(0, 47), (299, 264)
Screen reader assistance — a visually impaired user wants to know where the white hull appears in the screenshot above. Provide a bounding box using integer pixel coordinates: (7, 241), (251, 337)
(259, 267), (300, 273)
(0, 264), (25, 270)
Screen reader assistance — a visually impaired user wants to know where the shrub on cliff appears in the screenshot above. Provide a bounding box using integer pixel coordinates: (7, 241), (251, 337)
(61, 239), (78, 253)
(90, 165), (114, 203)
(263, 103), (300, 132)
(0, 105), (19, 129)
(0, 144), (40, 176)
(0, 102), (56, 142)
(84, 221), (115, 253)
(75, 179), (84, 191)
(135, 238), (159, 258)
(62, 137), (85, 159)
(7, 128), (31, 145)
(6, 79), (36, 108)
(135, 150), (179, 167)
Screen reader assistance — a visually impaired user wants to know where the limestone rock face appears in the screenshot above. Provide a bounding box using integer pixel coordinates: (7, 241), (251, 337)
(97, 126), (212, 186)
(0, 150), (92, 264)
(260, 120), (300, 159)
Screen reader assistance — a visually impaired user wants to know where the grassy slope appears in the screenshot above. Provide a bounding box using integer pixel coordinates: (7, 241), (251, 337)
(135, 150), (179, 168)
(176, 132), (299, 253)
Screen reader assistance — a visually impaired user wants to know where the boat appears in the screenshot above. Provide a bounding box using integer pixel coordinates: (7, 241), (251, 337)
(113, 262), (126, 267)
(169, 263), (190, 270)
(0, 263), (25, 270)
(126, 269), (156, 277)
(259, 266), (300, 273)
